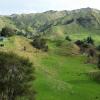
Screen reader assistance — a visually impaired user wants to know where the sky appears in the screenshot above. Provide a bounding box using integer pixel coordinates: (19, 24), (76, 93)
(0, 0), (99, 15)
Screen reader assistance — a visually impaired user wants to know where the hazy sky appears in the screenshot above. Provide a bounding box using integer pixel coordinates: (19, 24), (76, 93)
(0, 0), (99, 15)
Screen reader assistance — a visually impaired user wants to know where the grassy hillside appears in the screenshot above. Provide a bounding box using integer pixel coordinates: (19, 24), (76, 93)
(0, 8), (100, 37)
(0, 35), (100, 100)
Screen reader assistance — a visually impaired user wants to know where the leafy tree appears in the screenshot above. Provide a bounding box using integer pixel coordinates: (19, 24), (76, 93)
(84, 36), (94, 45)
(32, 35), (48, 51)
(65, 36), (71, 41)
(0, 26), (16, 37)
(75, 40), (84, 46)
(0, 52), (35, 100)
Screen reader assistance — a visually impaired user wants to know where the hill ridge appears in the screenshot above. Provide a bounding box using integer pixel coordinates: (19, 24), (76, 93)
(0, 7), (100, 37)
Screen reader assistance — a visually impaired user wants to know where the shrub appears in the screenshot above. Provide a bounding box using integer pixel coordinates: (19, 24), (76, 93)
(84, 36), (94, 45)
(0, 27), (17, 37)
(0, 52), (35, 100)
(75, 40), (84, 46)
(32, 35), (48, 52)
(65, 36), (71, 41)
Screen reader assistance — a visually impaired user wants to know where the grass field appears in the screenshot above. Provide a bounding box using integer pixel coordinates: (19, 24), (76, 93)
(0, 35), (100, 100)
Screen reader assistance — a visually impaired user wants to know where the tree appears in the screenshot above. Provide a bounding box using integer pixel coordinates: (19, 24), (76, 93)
(84, 36), (94, 45)
(75, 40), (84, 46)
(0, 52), (35, 100)
(65, 36), (71, 41)
(32, 35), (48, 51)
(0, 26), (16, 37)
(75, 36), (94, 48)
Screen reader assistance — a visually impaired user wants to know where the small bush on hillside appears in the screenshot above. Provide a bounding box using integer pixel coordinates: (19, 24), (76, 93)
(75, 36), (94, 47)
(32, 35), (48, 52)
(0, 52), (35, 100)
(75, 40), (84, 46)
(75, 37), (95, 55)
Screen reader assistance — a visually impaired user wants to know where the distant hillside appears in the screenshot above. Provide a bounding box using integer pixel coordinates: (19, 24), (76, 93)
(0, 8), (100, 37)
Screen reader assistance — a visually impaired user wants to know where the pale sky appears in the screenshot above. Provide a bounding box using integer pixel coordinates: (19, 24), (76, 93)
(0, 0), (99, 15)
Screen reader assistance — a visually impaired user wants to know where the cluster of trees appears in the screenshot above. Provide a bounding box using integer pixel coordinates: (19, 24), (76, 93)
(0, 52), (35, 100)
(75, 36), (94, 47)
(32, 35), (48, 52)
(0, 27), (17, 37)
(74, 36), (100, 69)
(0, 26), (35, 38)
(75, 36), (94, 53)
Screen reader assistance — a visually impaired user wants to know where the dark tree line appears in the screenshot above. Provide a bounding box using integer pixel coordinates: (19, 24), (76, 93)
(75, 36), (94, 47)
(75, 36), (94, 53)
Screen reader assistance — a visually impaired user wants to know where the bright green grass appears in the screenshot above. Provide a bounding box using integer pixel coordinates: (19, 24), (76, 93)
(34, 52), (100, 100)
(1, 35), (100, 100)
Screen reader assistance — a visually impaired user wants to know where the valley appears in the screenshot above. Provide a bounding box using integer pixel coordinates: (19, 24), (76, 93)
(0, 7), (100, 100)
(0, 35), (100, 100)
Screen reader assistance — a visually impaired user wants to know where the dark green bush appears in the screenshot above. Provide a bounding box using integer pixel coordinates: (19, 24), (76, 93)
(0, 27), (17, 37)
(32, 35), (48, 52)
(0, 52), (35, 100)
